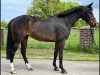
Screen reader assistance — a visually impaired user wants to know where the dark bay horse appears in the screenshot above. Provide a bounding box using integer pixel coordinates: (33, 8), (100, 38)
(6, 3), (96, 74)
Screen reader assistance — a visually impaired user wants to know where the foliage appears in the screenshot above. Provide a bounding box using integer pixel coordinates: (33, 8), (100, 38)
(27, 0), (80, 18)
(27, 0), (91, 27)
(75, 18), (88, 27)
(3, 28), (99, 54)
(0, 45), (5, 51)
(1, 21), (8, 28)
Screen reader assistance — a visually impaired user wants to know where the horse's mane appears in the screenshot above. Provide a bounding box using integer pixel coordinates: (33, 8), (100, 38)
(57, 6), (84, 18)
(30, 6), (84, 19)
(30, 16), (41, 21)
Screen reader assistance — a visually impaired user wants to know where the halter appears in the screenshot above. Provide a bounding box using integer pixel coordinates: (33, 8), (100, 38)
(88, 17), (96, 25)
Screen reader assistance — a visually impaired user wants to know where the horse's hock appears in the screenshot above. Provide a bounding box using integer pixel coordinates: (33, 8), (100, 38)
(80, 28), (94, 48)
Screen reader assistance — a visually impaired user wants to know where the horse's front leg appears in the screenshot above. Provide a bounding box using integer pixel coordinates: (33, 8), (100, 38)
(58, 41), (67, 74)
(53, 42), (59, 71)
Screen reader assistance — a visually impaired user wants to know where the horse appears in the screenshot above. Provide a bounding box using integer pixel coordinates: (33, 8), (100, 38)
(6, 3), (96, 74)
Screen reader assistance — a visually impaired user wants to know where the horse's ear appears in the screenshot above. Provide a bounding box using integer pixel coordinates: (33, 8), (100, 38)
(87, 2), (93, 8)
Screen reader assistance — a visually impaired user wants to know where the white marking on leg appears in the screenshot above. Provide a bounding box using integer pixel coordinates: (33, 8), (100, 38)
(26, 63), (31, 68)
(10, 63), (14, 71)
(26, 63), (33, 71)
(10, 63), (16, 74)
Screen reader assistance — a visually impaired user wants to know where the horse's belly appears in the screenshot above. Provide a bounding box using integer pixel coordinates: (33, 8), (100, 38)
(30, 32), (56, 42)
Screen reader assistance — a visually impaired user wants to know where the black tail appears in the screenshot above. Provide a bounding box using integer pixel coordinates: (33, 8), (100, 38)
(6, 22), (14, 60)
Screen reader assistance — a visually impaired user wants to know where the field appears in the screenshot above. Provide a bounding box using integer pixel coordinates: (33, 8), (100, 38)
(1, 28), (99, 61)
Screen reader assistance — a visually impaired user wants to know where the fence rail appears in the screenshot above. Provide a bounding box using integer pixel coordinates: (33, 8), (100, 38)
(0, 28), (97, 50)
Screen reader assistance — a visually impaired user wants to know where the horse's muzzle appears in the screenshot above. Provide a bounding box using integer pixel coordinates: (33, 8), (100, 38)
(89, 19), (97, 28)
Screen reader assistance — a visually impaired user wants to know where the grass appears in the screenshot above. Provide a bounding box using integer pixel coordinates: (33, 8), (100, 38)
(26, 28), (99, 53)
(1, 28), (99, 61)
(19, 28), (99, 50)
(1, 49), (99, 61)
(3, 28), (99, 50)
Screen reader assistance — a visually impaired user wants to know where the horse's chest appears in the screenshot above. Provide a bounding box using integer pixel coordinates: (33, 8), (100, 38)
(56, 26), (70, 41)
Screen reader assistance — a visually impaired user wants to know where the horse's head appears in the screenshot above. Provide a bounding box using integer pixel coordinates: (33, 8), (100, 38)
(81, 2), (97, 28)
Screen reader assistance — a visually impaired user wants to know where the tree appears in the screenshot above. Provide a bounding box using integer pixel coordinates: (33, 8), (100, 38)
(27, 0), (88, 27)
(1, 21), (8, 28)
(27, 0), (80, 18)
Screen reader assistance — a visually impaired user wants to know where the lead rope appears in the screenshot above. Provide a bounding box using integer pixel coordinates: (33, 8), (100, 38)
(90, 27), (97, 47)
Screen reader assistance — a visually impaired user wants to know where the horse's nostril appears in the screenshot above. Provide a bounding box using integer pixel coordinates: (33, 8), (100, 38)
(90, 20), (96, 27)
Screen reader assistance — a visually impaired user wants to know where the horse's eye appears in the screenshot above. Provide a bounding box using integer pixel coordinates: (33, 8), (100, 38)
(87, 8), (93, 12)
(87, 9), (92, 13)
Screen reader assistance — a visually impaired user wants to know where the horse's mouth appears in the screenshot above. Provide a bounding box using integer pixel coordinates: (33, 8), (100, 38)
(88, 21), (96, 28)
(90, 23), (96, 28)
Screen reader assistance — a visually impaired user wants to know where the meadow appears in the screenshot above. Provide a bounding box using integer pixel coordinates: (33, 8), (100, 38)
(27, 28), (99, 53)
(1, 28), (99, 61)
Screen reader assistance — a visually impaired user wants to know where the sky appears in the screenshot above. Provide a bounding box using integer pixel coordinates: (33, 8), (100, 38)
(1, 0), (99, 22)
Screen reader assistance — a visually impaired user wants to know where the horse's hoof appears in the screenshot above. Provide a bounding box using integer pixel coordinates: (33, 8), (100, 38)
(61, 70), (67, 74)
(54, 67), (59, 71)
(28, 67), (33, 71)
(10, 70), (16, 74)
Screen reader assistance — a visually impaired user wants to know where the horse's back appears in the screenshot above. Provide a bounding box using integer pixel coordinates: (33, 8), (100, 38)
(9, 15), (30, 27)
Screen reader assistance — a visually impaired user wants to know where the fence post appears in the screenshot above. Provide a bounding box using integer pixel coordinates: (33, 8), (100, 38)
(80, 28), (94, 48)
(0, 28), (4, 45)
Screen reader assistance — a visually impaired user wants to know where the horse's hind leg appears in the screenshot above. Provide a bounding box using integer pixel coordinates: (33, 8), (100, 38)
(10, 42), (20, 74)
(21, 36), (33, 71)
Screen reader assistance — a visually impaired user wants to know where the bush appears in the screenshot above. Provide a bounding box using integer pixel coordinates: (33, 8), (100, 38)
(0, 45), (5, 51)
(1, 21), (8, 28)
(81, 45), (99, 54)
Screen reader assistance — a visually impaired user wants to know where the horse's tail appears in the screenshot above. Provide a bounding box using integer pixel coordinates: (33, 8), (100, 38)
(6, 22), (14, 60)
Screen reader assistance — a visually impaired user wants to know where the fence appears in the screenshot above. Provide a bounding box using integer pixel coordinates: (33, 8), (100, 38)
(1, 28), (95, 49)
(0, 29), (4, 45)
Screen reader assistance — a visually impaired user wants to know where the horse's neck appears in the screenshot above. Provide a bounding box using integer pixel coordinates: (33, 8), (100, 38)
(64, 12), (81, 28)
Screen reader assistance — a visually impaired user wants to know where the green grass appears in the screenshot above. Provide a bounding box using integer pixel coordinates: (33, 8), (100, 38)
(1, 28), (99, 61)
(3, 28), (99, 50)
(26, 28), (99, 53)
(1, 49), (99, 61)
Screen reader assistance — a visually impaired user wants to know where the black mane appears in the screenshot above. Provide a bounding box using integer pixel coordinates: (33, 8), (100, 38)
(57, 6), (84, 18)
